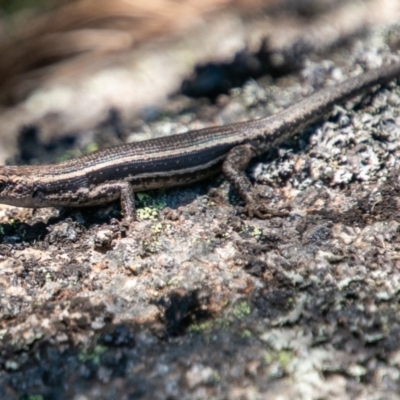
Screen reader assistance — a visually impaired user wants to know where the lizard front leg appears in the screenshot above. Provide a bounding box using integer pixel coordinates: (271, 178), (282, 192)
(86, 181), (136, 223)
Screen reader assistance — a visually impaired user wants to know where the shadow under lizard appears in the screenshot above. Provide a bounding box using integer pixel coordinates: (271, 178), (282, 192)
(0, 62), (400, 223)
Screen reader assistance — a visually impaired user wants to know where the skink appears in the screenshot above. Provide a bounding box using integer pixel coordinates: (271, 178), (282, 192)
(0, 62), (399, 222)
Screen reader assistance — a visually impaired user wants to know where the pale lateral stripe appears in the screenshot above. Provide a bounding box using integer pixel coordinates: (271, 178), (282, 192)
(40, 139), (238, 183)
(122, 155), (225, 185)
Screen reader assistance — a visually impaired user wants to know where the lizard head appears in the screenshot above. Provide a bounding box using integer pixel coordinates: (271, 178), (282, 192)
(0, 166), (41, 208)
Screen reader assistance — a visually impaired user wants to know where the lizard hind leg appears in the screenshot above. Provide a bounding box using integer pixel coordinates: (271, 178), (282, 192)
(222, 144), (289, 218)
